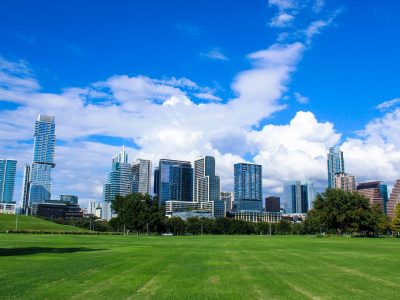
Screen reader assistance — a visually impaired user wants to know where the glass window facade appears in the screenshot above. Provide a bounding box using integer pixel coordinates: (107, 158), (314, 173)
(327, 146), (345, 188)
(234, 163), (262, 212)
(0, 159), (17, 203)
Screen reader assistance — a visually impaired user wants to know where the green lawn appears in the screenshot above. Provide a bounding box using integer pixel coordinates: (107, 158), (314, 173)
(0, 214), (86, 232)
(0, 234), (399, 299)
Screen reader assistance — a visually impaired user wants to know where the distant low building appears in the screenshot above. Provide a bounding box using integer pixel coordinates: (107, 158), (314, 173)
(165, 200), (225, 219)
(0, 202), (16, 214)
(31, 202), (83, 220)
(220, 192), (234, 213)
(357, 181), (388, 213)
(265, 196), (280, 213)
(59, 195), (78, 205)
(233, 211), (282, 223)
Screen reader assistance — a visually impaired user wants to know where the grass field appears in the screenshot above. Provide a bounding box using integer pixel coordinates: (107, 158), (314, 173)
(0, 214), (86, 232)
(1, 235), (400, 299)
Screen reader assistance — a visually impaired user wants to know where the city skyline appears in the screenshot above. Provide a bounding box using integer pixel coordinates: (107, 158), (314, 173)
(1, 1), (400, 206)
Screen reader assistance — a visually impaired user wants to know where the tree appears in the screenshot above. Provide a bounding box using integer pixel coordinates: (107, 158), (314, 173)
(309, 189), (384, 235)
(392, 203), (400, 236)
(110, 193), (165, 234)
(165, 217), (186, 235)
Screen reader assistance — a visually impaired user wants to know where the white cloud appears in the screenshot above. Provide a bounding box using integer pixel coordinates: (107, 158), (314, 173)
(194, 92), (222, 102)
(376, 98), (400, 111)
(200, 48), (229, 61)
(269, 0), (297, 11)
(294, 91), (309, 104)
(270, 13), (294, 28)
(313, 0), (325, 12)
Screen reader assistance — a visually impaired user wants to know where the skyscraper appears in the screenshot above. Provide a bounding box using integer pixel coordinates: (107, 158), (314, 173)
(357, 181), (388, 213)
(0, 159), (17, 203)
(387, 179), (400, 217)
(234, 163), (262, 212)
(334, 172), (356, 192)
(21, 164), (31, 213)
(156, 159), (193, 206)
(265, 196), (280, 212)
(103, 147), (132, 203)
(131, 159), (152, 194)
(284, 181), (313, 214)
(327, 146), (345, 188)
(194, 156), (220, 202)
(29, 115), (56, 203)
(220, 191), (234, 213)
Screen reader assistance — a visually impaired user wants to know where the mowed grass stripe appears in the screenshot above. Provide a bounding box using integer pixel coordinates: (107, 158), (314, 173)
(1, 235), (400, 299)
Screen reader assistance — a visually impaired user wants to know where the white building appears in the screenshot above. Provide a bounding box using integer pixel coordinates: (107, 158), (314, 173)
(334, 172), (356, 191)
(194, 156), (220, 203)
(131, 159), (152, 195)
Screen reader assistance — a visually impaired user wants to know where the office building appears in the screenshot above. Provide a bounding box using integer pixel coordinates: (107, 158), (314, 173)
(334, 172), (356, 192)
(387, 180), (400, 217)
(21, 164), (31, 213)
(357, 181), (388, 213)
(234, 163), (262, 212)
(327, 146), (345, 188)
(220, 192), (234, 213)
(194, 156), (220, 203)
(265, 196), (280, 212)
(87, 201), (103, 218)
(0, 159), (17, 203)
(103, 147), (132, 203)
(154, 167), (160, 195)
(165, 199), (225, 219)
(233, 211), (282, 223)
(31, 202), (83, 220)
(284, 181), (314, 214)
(156, 159), (193, 206)
(59, 195), (78, 205)
(29, 115), (56, 203)
(131, 159), (152, 194)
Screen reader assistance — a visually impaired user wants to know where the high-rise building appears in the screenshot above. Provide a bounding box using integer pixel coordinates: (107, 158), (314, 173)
(0, 159), (17, 203)
(284, 181), (313, 214)
(265, 196), (280, 212)
(29, 115), (56, 203)
(234, 163), (262, 212)
(21, 164), (31, 213)
(334, 172), (356, 192)
(387, 179), (400, 217)
(220, 191), (234, 213)
(103, 147), (132, 203)
(327, 146), (345, 188)
(131, 159), (152, 195)
(194, 156), (220, 203)
(156, 159), (193, 206)
(357, 181), (388, 213)
(153, 167), (160, 195)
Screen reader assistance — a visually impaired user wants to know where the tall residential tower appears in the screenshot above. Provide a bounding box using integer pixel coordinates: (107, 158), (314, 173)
(327, 146), (345, 188)
(29, 115), (56, 203)
(131, 159), (152, 195)
(234, 163), (262, 212)
(194, 156), (220, 203)
(0, 159), (17, 203)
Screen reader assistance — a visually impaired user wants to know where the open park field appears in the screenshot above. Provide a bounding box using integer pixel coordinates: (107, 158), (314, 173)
(1, 234), (400, 299)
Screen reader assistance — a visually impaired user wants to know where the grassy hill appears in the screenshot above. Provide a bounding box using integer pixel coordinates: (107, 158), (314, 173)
(0, 214), (86, 232)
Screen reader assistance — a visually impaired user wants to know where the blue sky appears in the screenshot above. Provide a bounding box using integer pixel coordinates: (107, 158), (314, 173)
(1, 0), (400, 205)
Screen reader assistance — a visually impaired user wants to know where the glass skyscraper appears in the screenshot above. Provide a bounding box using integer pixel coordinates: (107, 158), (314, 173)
(0, 159), (17, 203)
(131, 159), (152, 195)
(283, 181), (314, 214)
(327, 146), (345, 188)
(156, 159), (193, 206)
(29, 115), (56, 203)
(194, 156), (221, 202)
(103, 147), (132, 203)
(234, 163), (262, 212)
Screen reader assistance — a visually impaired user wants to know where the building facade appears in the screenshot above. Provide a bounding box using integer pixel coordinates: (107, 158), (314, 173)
(59, 195), (78, 205)
(21, 164), (31, 213)
(0, 159), (17, 203)
(284, 181), (313, 214)
(233, 211), (282, 223)
(165, 200), (225, 219)
(387, 179), (400, 217)
(327, 146), (345, 188)
(131, 159), (152, 194)
(156, 159), (193, 206)
(103, 148), (132, 203)
(357, 181), (388, 213)
(334, 172), (356, 192)
(265, 196), (280, 213)
(29, 115), (56, 203)
(194, 156), (220, 202)
(234, 163), (262, 212)
(220, 191), (234, 213)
